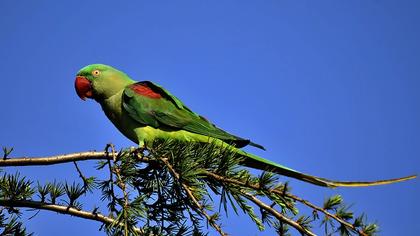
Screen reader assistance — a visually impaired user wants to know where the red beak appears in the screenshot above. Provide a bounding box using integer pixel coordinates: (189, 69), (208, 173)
(75, 76), (93, 100)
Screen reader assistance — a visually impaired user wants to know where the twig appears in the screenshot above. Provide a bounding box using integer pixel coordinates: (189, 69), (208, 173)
(160, 158), (227, 236)
(104, 144), (118, 216)
(0, 199), (143, 234)
(286, 192), (367, 236)
(28, 209), (41, 220)
(73, 161), (89, 192)
(110, 144), (130, 236)
(241, 191), (316, 236)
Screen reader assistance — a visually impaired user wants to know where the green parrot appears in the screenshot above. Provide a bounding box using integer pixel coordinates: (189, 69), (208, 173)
(75, 64), (415, 188)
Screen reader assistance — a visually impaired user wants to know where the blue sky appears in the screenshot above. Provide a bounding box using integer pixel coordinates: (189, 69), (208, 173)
(0, 1), (419, 235)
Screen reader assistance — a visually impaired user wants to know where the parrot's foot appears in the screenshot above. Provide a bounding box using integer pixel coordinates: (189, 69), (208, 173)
(135, 141), (147, 155)
(128, 146), (138, 153)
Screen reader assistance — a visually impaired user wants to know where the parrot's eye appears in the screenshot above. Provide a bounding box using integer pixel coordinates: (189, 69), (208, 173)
(92, 70), (101, 77)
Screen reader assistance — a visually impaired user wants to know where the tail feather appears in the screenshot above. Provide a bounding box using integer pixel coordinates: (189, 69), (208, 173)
(239, 150), (416, 188)
(248, 141), (266, 151)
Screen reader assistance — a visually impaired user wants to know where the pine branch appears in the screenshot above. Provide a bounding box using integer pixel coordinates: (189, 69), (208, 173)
(0, 199), (143, 234)
(160, 158), (227, 236)
(112, 158), (130, 235)
(240, 190), (315, 236)
(204, 171), (368, 236)
(0, 147), (381, 235)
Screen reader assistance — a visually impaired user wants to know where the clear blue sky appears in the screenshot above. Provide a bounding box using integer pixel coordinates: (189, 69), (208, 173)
(0, 1), (419, 235)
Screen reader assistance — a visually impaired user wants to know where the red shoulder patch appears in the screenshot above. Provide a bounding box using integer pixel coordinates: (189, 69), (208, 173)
(130, 83), (162, 99)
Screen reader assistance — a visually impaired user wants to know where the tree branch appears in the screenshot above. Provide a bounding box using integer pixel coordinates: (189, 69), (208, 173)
(0, 199), (143, 234)
(160, 158), (227, 236)
(240, 191), (315, 236)
(204, 171), (367, 236)
(110, 144), (130, 236)
(0, 150), (369, 235)
(0, 151), (154, 166)
(0, 152), (109, 166)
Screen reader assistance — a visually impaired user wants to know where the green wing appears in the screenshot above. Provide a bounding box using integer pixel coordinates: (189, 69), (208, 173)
(122, 81), (265, 150)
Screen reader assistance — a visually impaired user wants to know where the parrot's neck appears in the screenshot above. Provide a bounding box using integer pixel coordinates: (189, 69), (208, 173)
(93, 76), (134, 101)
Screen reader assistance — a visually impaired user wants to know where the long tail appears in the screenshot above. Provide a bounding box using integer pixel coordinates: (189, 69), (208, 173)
(238, 150), (416, 188)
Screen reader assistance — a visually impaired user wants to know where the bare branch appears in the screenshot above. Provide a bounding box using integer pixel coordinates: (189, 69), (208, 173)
(0, 152), (109, 166)
(0, 151), (153, 166)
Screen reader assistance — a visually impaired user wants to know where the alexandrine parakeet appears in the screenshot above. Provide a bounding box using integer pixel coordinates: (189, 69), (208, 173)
(75, 64), (415, 188)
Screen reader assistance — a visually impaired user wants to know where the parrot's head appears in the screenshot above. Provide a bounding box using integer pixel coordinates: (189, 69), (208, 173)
(75, 64), (133, 101)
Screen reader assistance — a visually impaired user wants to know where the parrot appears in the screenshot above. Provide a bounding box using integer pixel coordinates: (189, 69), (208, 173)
(75, 64), (416, 188)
